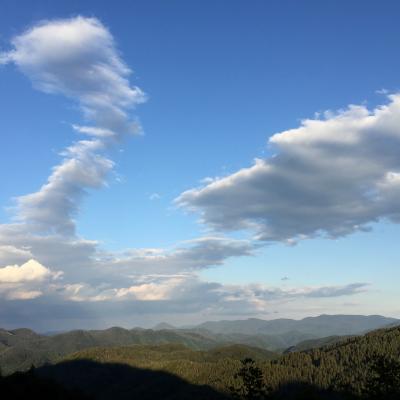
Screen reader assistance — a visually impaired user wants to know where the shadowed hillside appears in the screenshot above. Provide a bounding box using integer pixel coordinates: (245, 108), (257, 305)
(38, 359), (230, 400)
(0, 361), (228, 400)
(48, 326), (400, 398)
(1, 326), (399, 399)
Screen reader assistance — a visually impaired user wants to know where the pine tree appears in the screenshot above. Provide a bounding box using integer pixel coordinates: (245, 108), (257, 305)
(229, 358), (271, 400)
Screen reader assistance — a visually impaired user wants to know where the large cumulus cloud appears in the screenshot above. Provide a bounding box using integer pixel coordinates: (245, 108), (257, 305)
(0, 259), (62, 300)
(177, 96), (400, 243)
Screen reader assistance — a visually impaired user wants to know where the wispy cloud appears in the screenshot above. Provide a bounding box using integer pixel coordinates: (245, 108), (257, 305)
(86, 279), (369, 304)
(149, 193), (161, 201)
(108, 236), (254, 274)
(1, 17), (145, 235)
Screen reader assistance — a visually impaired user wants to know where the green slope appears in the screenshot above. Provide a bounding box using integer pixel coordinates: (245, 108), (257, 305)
(42, 343), (276, 397)
(283, 334), (352, 353)
(1, 326), (281, 375)
(262, 326), (400, 396)
(1, 315), (398, 377)
(2, 326), (399, 399)
(48, 326), (400, 398)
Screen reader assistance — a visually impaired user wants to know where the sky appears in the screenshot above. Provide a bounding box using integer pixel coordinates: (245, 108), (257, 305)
(0, 0), (400, 330)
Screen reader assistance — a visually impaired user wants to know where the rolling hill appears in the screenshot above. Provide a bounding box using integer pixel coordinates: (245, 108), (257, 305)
(1, 314), (398, 375)
(191, 314), (399, 336)
(31, 325), (400, 399)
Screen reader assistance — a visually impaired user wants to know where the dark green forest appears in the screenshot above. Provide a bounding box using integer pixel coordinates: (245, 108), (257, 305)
(1, 326), (399, 399)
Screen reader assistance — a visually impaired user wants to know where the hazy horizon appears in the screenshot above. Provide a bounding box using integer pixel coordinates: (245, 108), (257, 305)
(2, 312), (400, 335)
(1, 312), (398, 333)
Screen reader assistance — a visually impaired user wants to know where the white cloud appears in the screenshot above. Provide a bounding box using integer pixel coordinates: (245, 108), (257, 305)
(1, 16), (145, 133)
(0, 259), (59, 283)
(0, 259), (62, 301)
(64, 275), (189, 302)
(72, 124), (116, 138)
(116, 276), (188, 301)
(15, 140), (114, 235)
(1, 16), (145, 236)
(177, 94), (400, 243)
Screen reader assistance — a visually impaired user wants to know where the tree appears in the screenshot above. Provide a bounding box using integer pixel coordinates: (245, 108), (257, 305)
(229, 358), (270, 400)
(364, 354), (400, 399)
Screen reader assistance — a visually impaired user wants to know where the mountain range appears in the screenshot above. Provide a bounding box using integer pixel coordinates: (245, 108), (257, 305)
(1, 314), (398, 375)
(2, 324), (400, 399)
(180, 314), (399, 336)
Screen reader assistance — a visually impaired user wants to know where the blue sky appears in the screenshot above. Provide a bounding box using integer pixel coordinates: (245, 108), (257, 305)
(0, 1), (400, 329)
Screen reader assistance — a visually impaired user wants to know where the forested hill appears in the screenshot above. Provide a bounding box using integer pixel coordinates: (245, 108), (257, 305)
(1, 326), (399, 399)
(1, 314), (398, 376)
(45, 326), (400, 399)
(0, 327), (225, 375)
(261, 325), (400, 396)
